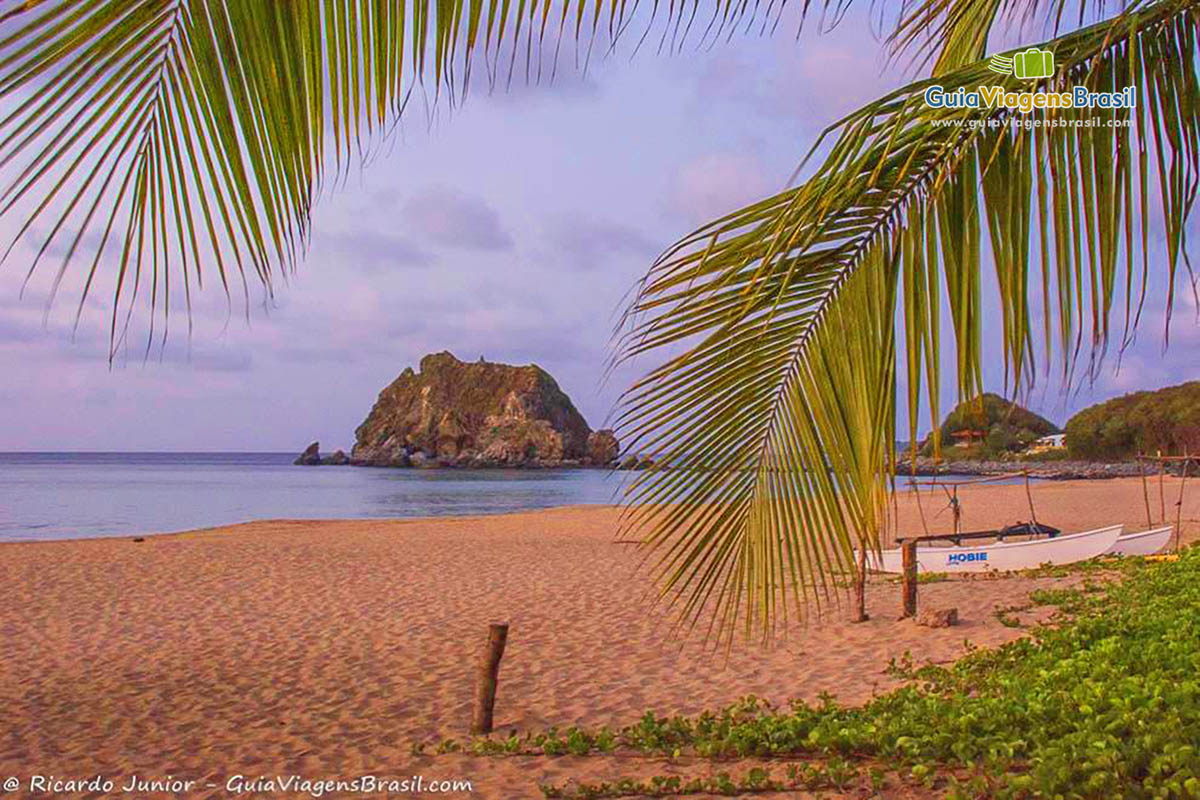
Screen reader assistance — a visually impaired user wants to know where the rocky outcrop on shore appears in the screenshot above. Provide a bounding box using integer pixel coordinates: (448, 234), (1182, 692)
(346, 352), (620, 469)
(894, 457), (1147, 480)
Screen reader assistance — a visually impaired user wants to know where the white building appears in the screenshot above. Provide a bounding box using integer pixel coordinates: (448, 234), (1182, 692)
(1029, 433), (1066, 452)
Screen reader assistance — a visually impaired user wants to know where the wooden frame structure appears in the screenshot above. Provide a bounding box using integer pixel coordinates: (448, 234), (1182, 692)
(894, 522), (1060, 617)
(897, 470), (1047, 616)
(1136, 453), (1194, 552)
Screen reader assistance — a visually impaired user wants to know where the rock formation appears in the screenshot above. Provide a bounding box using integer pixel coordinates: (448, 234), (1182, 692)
(321, 449), (350, 466)
(350, 352), (613, 468)
(294, 442), (321, 465)
(586, 429), (620, 466)
(293, 442), (350, 466)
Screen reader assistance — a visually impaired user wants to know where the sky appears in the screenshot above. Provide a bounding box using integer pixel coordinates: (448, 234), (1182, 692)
(0, 6), (1197, 452)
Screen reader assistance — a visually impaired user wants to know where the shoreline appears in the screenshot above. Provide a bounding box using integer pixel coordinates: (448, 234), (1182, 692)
(329, 457), (1154, 479)
(0, 503), (621, 547)
(0, 465), (1169, 546)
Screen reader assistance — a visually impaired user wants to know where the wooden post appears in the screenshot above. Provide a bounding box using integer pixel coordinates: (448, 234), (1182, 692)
(1023, 470), (1038, 527)
(471, 623), (509, 735)
(901, 540), (918, 618)
(951, 486), (961, 535)
(914, 480), (931, 538)
(1159, 454), (1167, 524)
(1175, 454), (1189, 553)
(1140, 456), (1153, 528)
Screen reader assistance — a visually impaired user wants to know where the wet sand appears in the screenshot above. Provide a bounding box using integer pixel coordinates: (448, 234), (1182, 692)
(2, 477), (1195, 798)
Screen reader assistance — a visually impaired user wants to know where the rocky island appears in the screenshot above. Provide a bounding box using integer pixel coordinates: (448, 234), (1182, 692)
(296, 352), (620, 468)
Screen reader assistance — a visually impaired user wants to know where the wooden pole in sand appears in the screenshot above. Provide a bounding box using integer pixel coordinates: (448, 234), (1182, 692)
(1140, 456), (1153, 529)
(1159, 453), (1167, 524)
(471, 623), (509, 735)
(1175, 454), (1189, 552)
(914, 480), (931, 538)
(1023, 470), (1038, 527)
(901, 540), (918, 618)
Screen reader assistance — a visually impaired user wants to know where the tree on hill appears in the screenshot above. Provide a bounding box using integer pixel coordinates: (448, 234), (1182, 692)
(1065, 382), (1200, 461)
(921, 393), (1060, 458)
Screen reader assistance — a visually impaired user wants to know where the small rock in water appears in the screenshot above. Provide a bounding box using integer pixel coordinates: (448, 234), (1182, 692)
(293, 441), (321, 466)
(916, 607), (959, 628)
(319, 449), (350, 466)
(585, 429), (620, 466)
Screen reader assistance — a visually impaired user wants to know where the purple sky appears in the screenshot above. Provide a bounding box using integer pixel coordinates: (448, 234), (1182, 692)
(1, 8), (1197, 451)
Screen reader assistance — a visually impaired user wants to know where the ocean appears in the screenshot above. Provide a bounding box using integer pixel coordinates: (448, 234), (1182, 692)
(0, 452), (629, 542)
(0, 452), (1034, 542)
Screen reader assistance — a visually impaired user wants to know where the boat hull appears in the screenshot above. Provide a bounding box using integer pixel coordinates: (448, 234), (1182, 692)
(866, 525), (1123, 573)
(1106, 526), (1172, 556)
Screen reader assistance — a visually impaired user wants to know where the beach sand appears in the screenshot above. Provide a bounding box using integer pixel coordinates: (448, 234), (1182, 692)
(2, 476), (1196, 798)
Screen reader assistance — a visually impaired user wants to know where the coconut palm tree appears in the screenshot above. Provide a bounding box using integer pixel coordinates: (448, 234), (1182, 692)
(1, 0), (1197, 640)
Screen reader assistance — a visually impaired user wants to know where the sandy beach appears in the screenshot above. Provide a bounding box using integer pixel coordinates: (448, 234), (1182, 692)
(2, 476), (1196, 798)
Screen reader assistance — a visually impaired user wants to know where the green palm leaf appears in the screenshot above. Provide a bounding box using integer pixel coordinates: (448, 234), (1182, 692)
(0, 0), (838, 353)
(0, 0), (1145, 351)
(890, 0), (1152, 74)
(614, 0), (1199, 641)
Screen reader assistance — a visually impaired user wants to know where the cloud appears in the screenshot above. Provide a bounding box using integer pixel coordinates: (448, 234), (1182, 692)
(669, 152), (773, 221)
(403, 187), (514, 251)
(316, 228), (434, 272)
(0, 288), (255, 373)
(681, 19), (901, 128)
(544, 216), (661, 270)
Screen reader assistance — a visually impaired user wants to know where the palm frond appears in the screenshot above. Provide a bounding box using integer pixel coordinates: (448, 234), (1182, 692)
(615, 0), (1199, 641)
(1, 0), (858, 350)
(889, 0), (1146, 74)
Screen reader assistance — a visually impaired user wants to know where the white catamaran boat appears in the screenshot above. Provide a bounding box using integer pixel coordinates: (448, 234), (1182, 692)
(1106, 525), (1173, 556)
(866, 524), (1123, 574)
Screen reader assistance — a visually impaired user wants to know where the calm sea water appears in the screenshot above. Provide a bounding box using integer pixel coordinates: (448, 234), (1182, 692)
(0, 452), (630, 542)
(0, 453), (1034, 542)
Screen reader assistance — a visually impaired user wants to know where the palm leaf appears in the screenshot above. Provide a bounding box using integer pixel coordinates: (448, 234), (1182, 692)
(0, 0), (849, 352)
(0, 0), (1144, 352)
(614, 0), (1199, 642)
(889, 0), (1148, 74)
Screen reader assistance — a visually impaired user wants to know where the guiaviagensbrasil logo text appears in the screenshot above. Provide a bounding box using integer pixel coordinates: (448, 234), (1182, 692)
(924, 47), (1136, 113)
